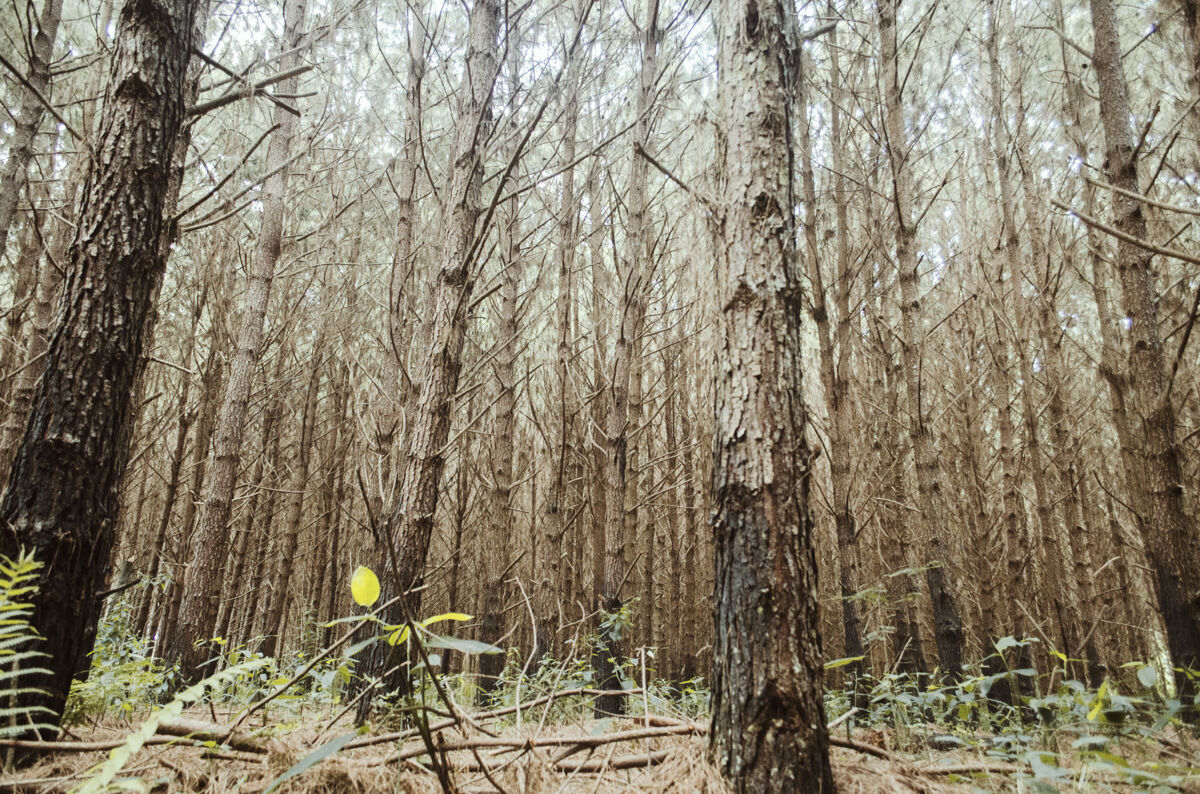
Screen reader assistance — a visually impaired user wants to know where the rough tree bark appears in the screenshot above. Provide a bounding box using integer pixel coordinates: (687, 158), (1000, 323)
(0, 0), (207, 732)
(708, 0), (834, 789)
(1089, 0), (1200, 704)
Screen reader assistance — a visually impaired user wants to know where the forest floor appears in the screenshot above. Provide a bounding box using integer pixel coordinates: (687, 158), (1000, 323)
(5, 706), (1198, 793)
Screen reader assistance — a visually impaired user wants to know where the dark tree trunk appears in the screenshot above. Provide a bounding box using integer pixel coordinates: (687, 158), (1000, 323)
(0, 0), (207, 734)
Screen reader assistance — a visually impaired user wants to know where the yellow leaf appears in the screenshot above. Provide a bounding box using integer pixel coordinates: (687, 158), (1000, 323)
(351, 566), (380, 607)
(1088, 679), (1109, 722)
(387, 626), (410, 646)
(421, 612), (473, 627)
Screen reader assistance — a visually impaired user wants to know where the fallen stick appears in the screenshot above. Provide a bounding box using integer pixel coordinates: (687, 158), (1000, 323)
(0, 723), (268, 756)
(388, 723), (699, 762)
(916, 762), (1021, 776)
(558, 748), (672, 772)
(828, 736), (893, 760)
(340, 687), (650, 752)
(158, 717), (265, 754)
(462, 748), (674, 774)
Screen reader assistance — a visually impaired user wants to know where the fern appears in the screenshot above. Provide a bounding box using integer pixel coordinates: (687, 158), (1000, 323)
(71, 656), (270, 794)
(0, 550), (55, 739)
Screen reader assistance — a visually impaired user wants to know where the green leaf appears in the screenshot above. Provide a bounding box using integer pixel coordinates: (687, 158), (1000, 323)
(1137, 665), (1157, 689)
(421, 633), (503, 655)
(263, 732), (358, 794)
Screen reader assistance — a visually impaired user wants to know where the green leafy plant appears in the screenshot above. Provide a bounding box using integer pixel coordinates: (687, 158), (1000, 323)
(0, 551), (55, 740)
(71, 656), (270, 794)
(65, 597), (167, 725)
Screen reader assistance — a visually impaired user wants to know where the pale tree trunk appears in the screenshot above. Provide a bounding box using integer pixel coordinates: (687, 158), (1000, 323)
(214, 346), (284, 644)
(134, 286), (207, 635)
(588, 172), (609, 608)
(663, 352), (682, 680)
(0, 0), (63, 258)
(0, 0), (208, 733)
(797, 23), (863, 693)
(1179, 0), (1200, 143)
(259, 333), (325, 658)
(1089, 0), (1200, 704)
(356, 0), (500, 718)
(879, 0), (965, 677)
(596, 0), (658, 717)
(154, 345), (223, 656)
(1053, 0), (1169, 675)
(874, 329), (928, 676)
(709, 0), (833, 789)
(983, 0), (1067, 678)
(370, 0), (427, 517)
(479, 39), (521, 691)
(168, 0), (307, 682)
(678, 377), (699, 681)
(539, 9), (582, 664)
(0, 212), (48, 477)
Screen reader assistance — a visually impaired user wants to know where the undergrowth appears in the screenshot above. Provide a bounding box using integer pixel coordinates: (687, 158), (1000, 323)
(25, 569), (1197, 792)
(825, 638), (1200, 792)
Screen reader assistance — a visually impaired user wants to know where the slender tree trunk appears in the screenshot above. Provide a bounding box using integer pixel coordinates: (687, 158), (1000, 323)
(1089, 0), (1200, 704)
(356, 0), (500, 719)
(879, 0), (964, 677)
(134, 289), (206, 635)
(259, 336), (324, 657)
(168, 0), (307, 683)
(0, 0), (63, 257)
(370, 0), (427, 519)
(480, 70), (520, 690)
(588, 173), (609, 608)
(595, 0), (659, 717)
(541, 7), (583, 665)
(796, 25), (863, 695)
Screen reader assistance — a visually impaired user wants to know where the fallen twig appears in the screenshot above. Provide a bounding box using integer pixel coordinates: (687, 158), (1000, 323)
(157, 717), (265, 754)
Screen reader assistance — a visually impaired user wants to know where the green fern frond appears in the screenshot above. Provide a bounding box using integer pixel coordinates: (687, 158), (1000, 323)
(71, 656), (271, 794)
(0, 550), (55, 742)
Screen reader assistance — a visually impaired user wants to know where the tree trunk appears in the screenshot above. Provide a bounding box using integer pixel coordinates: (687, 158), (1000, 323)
(168, 0), (307, 683)
(541, 5), (583, 665)
(797, 21), (863, 696)
(0, 0), (63, 257)
(709, 0), (833, 789)
(1089, 0), (1200, 704)
(595, 0), (658, 717)
(879, 0), (964, 677)
(259, 335), (324, 658)
(356, 0), (500, 719)
(0, 0), (207, 733)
